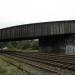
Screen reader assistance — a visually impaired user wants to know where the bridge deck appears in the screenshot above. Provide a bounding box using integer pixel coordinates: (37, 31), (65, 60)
(0, 20), (75, 41)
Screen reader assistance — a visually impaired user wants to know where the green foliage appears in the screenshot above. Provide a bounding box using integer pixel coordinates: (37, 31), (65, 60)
(0, 39), (39, 51)
(0, 42), (8, 48)
(0, 67), (6, 73)
(31, 41), (39, 50)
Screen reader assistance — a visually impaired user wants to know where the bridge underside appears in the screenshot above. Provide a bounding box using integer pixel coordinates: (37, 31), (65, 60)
(39, 35), (71, 53)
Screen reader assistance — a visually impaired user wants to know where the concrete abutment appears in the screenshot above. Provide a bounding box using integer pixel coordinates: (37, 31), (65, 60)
(39, 35), (70, 53)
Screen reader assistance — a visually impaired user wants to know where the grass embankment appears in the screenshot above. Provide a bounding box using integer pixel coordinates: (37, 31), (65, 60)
(8, 47), (39, 52)
(0, 55), (27, 75)
(0, 54), (48, 75)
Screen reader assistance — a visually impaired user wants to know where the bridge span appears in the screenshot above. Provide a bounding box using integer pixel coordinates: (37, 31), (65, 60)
(0, 20), (75, 52)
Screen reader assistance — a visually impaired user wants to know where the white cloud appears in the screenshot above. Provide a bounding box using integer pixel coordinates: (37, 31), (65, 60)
(0, 0), (75, 28)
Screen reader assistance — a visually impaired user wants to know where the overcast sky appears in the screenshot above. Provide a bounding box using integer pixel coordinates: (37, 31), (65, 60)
(0, 0), (75, 29)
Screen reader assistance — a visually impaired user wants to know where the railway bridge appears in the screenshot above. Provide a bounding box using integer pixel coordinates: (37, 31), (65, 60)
(0, 20), (75, 53)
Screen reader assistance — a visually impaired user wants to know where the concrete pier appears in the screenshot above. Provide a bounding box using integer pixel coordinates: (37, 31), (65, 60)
(39, 35), (67, 53)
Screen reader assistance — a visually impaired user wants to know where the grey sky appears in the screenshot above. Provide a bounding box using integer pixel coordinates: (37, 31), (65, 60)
(0, 0), (75, 29)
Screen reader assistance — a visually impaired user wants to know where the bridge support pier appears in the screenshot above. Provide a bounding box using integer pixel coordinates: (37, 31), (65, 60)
(39, 35), (67, 53)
